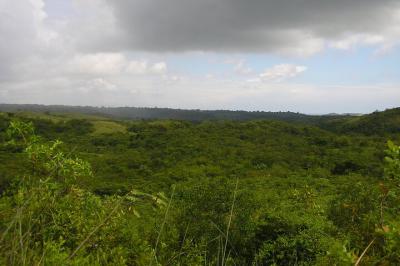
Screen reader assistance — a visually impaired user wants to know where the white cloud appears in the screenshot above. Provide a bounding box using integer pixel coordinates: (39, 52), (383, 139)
(126, 60), (148, 75)
(85, 78), (117, 92)
(227, 60), (253, 75)
(330, 34), (385, 50)
(259, 64), (308, 82)
(1, 71), (399, 114)
(168, 75), (185, 82)
(274, 30), (325, 57)
(67, 53), (168, 76)
(224, 58), (253, 75)
(150, 62), (167, 75)
(68, 53), (127, 75)
(126, 60), (168, 75)
(234, 60), (252, 75)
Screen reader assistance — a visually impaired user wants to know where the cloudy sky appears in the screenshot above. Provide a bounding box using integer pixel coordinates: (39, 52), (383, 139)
(1, 0), (400, 113)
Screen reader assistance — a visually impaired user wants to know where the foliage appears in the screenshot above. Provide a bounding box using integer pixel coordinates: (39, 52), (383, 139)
(326, 140), (400, 264)
(0, 120), (165, 265)
(0, 110), (400, 265)
(385, 140), (400, 179)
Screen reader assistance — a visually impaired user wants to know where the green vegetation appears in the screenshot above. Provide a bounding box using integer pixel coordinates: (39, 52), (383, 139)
(319, 108), (400, 136)
(91, 120), (127, 135)
(0, 103), (336, 122)
(0, 108), (399, 265)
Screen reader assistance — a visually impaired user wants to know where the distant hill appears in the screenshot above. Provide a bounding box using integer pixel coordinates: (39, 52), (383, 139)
(1, 104), (399, 136)
(0, 103), (321, 123)
(319, 107), (400, 135)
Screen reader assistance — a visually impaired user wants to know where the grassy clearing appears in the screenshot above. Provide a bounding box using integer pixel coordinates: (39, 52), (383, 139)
(12, 111), (110, 122)
(3, 111), (127, 136)
(91, 120), (127, 135)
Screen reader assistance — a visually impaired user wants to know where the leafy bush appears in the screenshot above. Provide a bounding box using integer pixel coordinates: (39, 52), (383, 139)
(0, 121), (164, 265)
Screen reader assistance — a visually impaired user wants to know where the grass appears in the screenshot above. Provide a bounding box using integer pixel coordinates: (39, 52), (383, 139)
(91, 120), (127, 135)
(13, 111), (110, 122)
(5, 111), (127, 136)
(221, 178), (238, 266)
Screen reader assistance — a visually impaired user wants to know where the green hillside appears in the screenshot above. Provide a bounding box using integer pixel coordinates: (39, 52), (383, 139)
(0, 111), (399, 265)
(0, 103), (325, 122)
(319, 108), (400, 135)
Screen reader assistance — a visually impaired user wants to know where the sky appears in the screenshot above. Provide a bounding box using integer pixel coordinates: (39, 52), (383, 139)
(0, 0), (400, 114)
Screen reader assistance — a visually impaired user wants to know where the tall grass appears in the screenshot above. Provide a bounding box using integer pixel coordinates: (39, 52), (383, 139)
(150, 186), (175, 266)
(221, 177), (239, 266)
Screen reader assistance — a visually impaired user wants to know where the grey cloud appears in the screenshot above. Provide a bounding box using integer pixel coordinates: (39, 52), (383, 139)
(0, 1), (38, 79)
(0, 0), (63, 82)
(106, 0), (400, 53)
(1, 0), (399, 113)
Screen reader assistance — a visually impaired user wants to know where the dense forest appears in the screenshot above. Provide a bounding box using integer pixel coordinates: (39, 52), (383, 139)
(0, 107), (400, 265)
(0, 104), (353, 123)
